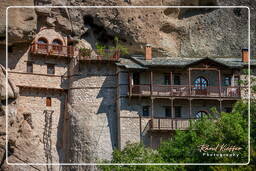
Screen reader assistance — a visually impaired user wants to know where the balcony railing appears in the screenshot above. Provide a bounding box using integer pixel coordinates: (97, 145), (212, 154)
(79, 49), (120, 61)
(149, 118), (190, 131)
(130, 84), (241, 98)
(30, 43), (74, 57)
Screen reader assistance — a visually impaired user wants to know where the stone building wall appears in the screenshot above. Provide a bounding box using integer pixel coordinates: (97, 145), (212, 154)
(117, 67), (238, 149)
(5, 28), (69, 169)
(65, 63), (117, 162)
(17, 88), (66, 166)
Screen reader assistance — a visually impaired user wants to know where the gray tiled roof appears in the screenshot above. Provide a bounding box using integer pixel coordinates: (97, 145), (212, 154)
(117, 55), (256, 69)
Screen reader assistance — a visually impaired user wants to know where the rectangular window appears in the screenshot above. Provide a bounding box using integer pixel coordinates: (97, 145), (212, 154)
(234, 76), (239, 86)
(27, 62), (33, 73)
(47, 64), (55, 75)
(46, 97), (52, 107)
(165, 106), (172, 117)
(174, 106), (181, 118)
(164, 73), (170, 85)
(174, 75), (181, 85)
(133, 72), (140, 85)
(142, 106), (150, 117)
(224, 76), (231, 86)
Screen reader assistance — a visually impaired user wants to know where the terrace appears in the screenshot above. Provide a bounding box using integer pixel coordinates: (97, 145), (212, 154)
(78, 49), (120, 62)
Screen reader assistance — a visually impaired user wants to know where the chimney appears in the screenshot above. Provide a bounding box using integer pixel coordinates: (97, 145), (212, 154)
(145, 44), (152, 60)
(242, 48), (249, 63)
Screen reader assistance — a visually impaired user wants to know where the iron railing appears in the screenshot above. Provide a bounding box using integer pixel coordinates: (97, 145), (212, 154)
(30, 43), (74, 57)
(130, 84), (241, 98)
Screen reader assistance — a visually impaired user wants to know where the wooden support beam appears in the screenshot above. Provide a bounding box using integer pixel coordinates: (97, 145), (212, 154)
(219, 100), (222, 113)
(188, 68), (191, 96)
(170, 71), (173, 96)
(189, 99), (192, 118)
(128, 72), (132, 96)
(171, 98), (174, 119)
(218, 70), (222, 97)
(151, 97), (154, 119)
(150, 71), (153, 96)
(190, 68), (219, 71)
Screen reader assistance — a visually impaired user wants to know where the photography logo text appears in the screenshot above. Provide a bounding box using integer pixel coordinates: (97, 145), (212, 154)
(198, 144), (242, 157)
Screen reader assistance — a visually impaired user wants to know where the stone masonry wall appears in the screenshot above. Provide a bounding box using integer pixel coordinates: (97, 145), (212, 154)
(17, 88), (66, 168)
(65, 63), (117, 163)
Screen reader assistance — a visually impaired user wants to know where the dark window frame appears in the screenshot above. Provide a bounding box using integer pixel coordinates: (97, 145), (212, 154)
(46, 97), (52, 107)
(27, 62), (33, 73)
(164, 106), (172, 117)
(224, 75), (232, 86)
(47, 64), (55, 75)
(142, 106), (150, 117)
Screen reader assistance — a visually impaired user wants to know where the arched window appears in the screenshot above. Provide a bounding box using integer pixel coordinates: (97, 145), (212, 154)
(37, 37), (48, 44)
(194, 76), (208, 89)
(52, 39), (63, 45)
(52, 39), (63, 53)
(195, 111), (208, 118)
(37, 37), (48, 52)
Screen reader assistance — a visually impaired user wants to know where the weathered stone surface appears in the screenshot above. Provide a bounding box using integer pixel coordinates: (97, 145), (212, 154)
(0, 65), (18, 100)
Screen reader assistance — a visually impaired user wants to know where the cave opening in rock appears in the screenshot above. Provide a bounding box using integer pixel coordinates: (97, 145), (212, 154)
(178, 0), (218, 19)
(83, 15), (115, 47)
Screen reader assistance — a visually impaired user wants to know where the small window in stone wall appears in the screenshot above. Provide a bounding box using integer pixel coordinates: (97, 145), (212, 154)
(27, 62), (33, 73)
(46, 97), (52, 107)
(142, 106), (150, 117)
(47, 64), (55, 75)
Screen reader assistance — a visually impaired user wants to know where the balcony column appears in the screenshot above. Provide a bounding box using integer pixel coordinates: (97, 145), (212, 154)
(189, 99), (192, 119)
(128, 72), (132, 96)
(218, 70), (222, 97)
(150, 71), (153, 96)
(170, 71), (173, 96)
(219, 100), (222, 113)
(151, 97), (154, 119)
(188, 68), (191, 96)
(171, 98), (174, 118)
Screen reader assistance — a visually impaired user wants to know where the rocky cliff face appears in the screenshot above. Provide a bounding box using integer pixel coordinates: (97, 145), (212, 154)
(0, 0), (255, 170)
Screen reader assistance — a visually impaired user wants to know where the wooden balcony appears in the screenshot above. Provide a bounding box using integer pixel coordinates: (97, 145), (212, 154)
(148, 118), (190, 131)
(79, 49), (120, 62)
(130, 84), (241, 99)
(30, 43), (74, 57)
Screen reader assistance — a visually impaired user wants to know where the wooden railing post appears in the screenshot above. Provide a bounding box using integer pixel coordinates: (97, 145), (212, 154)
(188, 68), (191, 96)
(150, 71), (153, 96)
(128, 72), (132, 96)
(218, 70), (222, 97)
(158, 118), (160, 129)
